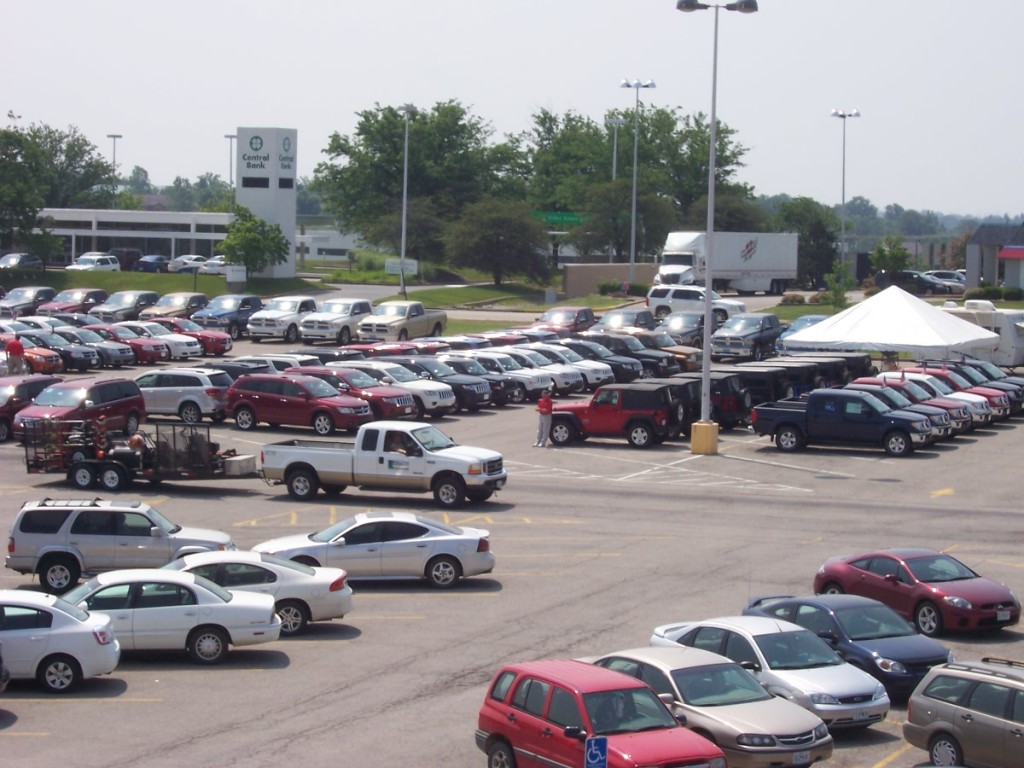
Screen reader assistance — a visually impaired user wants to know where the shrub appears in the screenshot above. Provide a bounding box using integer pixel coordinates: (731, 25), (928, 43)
(628, 282), (649, 297)
(806, 291), (828, 304)
(1003, 287), (1023, 301)
(358, 253), (385, 271)
(597, 280), (622, 296)
(779, 292), (806, 305)
(863, 285), (882, 297)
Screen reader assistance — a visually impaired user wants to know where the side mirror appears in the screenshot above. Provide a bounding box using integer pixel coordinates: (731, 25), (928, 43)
(150, 526), (164, 538)
(884, 573), (897, 583)
(407, 446), (423, 458)
(562, 726), (587, 742)
(740, 660), (762, 673)
(332, 536), (347, 547)
(817, 630), (838, 645)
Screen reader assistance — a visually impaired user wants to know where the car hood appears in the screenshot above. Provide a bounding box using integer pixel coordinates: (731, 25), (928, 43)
(39, 301), (88, 313)
(176, 526), (234, 549)
(606, 728), (721, 765)
(251, 310), (299, 321)
(192, 307), (239, 319)
(139, 306), (188, 318)
(157, 332), (199, 345)
(854, 634), (949, 664)
(768, 662), (879, 697)
(436, 373), (488, 387)
(701, 695), (824, 734)
(303, 311), (355, 322)
(926, 577), (1018, 604)
(0, 299), (35, 310)
(15, 404), (77, 421)
(433, 445), (502, 463)
(252, 533), (318, 554)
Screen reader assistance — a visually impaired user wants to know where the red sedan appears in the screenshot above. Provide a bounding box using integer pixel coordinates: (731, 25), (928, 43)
(147, 316), (233, 356)
(813, 548), (1020, 637)
(84, 323), (170, 364)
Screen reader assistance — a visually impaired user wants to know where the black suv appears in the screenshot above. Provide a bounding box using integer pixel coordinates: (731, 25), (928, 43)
(556, 338), (644, 382)
(874, 270), (951, 295)
(674, 371), (752, 429)
(577, 331), (682, 377)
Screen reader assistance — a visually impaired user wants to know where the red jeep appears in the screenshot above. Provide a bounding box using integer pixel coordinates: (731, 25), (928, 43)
(549, 382), (679, 448)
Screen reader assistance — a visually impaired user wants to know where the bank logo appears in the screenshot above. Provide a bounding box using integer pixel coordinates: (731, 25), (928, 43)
(283, 137), (292, 152)
(249, 136), (264, 151)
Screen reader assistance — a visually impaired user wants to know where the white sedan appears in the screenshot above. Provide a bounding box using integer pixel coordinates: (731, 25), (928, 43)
(63, 569), (282, 664)
(0, 589), (120, 692)
(163, 551), (354, 636)
(198, 255), (228, 275)
(114, 320), (203, 359)
(252, 510), (495, 589)
(168, 254), (207, 273)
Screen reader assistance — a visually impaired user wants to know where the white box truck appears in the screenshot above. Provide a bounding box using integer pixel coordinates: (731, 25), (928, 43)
(941, 299), (1024, 367)
(656, 231), (798, 295)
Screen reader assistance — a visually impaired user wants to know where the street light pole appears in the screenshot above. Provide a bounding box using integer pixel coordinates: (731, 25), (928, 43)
(106, 134), (122, 193)
(606, 117), (628, 264)
(676, 0), (758, 455)
(620, 80), (656, 285)
(397, 105), (415, 300)
(830, 109), (860, 269)
(224, 134), (237, 186)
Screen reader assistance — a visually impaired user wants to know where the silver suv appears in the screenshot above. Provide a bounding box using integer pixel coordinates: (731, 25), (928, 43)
(903, 657), (1024, 767)
(133, 367), (233, 423)
(5, 498), (235, 592)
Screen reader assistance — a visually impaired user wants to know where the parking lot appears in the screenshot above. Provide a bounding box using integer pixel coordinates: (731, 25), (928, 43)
(1, 337), (1022, 768)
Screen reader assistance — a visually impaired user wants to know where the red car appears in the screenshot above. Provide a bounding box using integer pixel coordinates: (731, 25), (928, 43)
(518, 306), (598, 336)
(0, 374), (63, 441)
(853, 377), (972, 434)
(226, 372), (373, 435)
(476, 659), (725, 768)
(37, 288), (109, 316)
(1, 333), (63, 374)
(903, 366), (1012, 419)
(284, 366), (417, 420)
(84, 323), (171, 364)
(813, 548), (1021, 637)
(147, 316), (233, 356)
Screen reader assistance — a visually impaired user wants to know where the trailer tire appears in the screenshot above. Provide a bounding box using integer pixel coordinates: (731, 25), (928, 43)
(69, 462), (96, 489)
(99, 464), (128, 491)
(285, 468), (320, 500)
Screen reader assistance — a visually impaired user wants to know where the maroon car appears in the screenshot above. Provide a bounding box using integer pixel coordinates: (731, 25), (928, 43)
(0, 374), (64, 441)
(813, 548), (1020, 637)
(147, 316), (233, 356)
(84, 323), (171, 364)
(284, 366), (417, 420)
(37, 288), (109, 316)
(854, 377), (971, 434)
(226, 372), (373, 435)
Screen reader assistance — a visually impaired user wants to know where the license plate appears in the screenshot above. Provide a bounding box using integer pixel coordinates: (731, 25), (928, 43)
(496, 480), (505, 488)
(998, 609), (1011, 621)
(792, 751), (810, 766)
(854, 709), (870, 720)
(402, 406), (412, 414)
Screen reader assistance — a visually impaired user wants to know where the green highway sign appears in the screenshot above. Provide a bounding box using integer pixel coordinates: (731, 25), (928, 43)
(533, 211), (586, 226)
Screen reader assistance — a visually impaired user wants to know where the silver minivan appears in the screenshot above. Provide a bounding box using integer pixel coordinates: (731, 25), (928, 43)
(133, 367), (232, 423)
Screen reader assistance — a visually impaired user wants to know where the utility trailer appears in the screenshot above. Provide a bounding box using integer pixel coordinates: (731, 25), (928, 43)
(23, 420), (256, 491)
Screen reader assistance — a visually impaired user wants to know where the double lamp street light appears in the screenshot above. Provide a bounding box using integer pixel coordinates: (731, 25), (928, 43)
(620, 79), (656, 286)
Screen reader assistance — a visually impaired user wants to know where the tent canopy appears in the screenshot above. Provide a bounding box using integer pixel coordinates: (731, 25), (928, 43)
(784, 286), (999, 355)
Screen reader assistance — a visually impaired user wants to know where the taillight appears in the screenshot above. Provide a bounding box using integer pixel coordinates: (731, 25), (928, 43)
(8, 536), (14, 554)
(477, 538), (490, 553)
(750, 409), (758, 424)
(329, 574), (347, 592)
(93, 625), (114, 645)
(204, 388), (221, 396)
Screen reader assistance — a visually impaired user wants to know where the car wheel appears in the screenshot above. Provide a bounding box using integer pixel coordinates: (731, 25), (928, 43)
(413, 398), (427, 419)
(487, 740), (517, 768)
(509, 383), (527, 404)
(37, 654), (81, 693)
(276, 600), (310, 636)
(99, 464), (128, 491)
(821, 582), (845, 595)
(432, 475), (466, 508)
(915, 601), (943, 637)
(337, 326), (351, 345)
(178, 401), (203, 424)
(426, 555), (461, 588)
(312, 412), (336, 436)
(284, 324), (299, 343)
(627, 421), (654, 448)
(431, 323), (443, 337)
(211, 412), (227, 423)
(929, 733), (963, 767)
(69, 462), (96, 489)
(234, 406), (257, 431)
(883, 429), (912, 457)
(286, 468), (320, 500)
(752, 344), (765, 361)
(39, 555), (80, 593)
(124, 412), (141, 436)
(398, 329), (409, 341)
(776, 426), (805, 452)
(227, 322), (240, 340)
(187, 626), (229, 664)
(550, 419), (575, 446)
(0, 418), (9, 442)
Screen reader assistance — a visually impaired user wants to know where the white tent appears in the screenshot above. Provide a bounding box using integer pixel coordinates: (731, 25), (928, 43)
(784, 286), (999, 355)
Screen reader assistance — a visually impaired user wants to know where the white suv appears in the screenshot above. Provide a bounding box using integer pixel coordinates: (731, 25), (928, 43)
(335, 359), (457, 418)
(646, 286), (747, 324)
(133, 367), (234, 423)
(247, 295), (318, 343)
(5, 498), (235, 592)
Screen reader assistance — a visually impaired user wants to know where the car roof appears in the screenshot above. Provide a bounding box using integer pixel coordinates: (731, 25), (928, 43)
(596, 645), (733, 670)
(755, 593), (885, 611)
(92, 568), (198, 586)
(675, 615), (808, 636)
(496, 659), (649, 693)
(0, 589), (65, 609)
(179, 550), (263, 566)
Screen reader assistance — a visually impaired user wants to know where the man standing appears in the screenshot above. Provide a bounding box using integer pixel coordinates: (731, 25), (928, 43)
(534, 388), (553, 447)
(4, 336), (25, 375)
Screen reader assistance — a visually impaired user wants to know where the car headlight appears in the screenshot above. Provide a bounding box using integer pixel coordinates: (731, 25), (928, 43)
(813, 723), (829, 740)
(736, 734), (776, 747)
(943, 595), (972, 610)
(336, 407), (357, 414)
(809, 693), (840, 705)
(467, 463), (483, 475)
(874, 657), (907, 674)
(947, 651), (956, 663)
(872, 683), (887, 700)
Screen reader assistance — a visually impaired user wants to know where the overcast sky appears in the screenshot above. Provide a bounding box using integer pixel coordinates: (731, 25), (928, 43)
(5, 1), (1020, 220)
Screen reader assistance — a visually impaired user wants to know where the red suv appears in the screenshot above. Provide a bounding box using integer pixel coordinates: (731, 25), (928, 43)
(12, 376), (146, 441)
(226, 372), (373, 435)
(550, 382), (680, 448)
(0, 374), (64, 442)
(476, 659), (725, 768)
(284, 366), (417, 420)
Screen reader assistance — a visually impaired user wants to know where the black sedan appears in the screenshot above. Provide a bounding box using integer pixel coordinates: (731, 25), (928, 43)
(744, 593), (951, 698)
(134, 254), (171, 273)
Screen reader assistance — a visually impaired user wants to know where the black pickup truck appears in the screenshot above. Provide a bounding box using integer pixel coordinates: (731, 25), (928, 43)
(710, 313), (788, 361)
(751, 389), (933, 456)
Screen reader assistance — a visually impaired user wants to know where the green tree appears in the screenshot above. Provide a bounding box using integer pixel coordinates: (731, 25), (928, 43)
(217, 205), (290, 275)
(125, 166), (154, 195)
(822, 260), (857, 312)
(26, 122), (112, 208)
(0, 123), (47, 249)
(296, 177), (322, 215)
(773, 197), (839, 288)
(445, 198), (550, 286)
(682, 193), (769, 232)
(164, 176), (195, 211)
(870, 235), (912, 273)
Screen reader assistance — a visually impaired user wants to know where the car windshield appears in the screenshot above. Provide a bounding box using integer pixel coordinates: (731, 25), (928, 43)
(265, 299), (301, 312)
(107, 292), (144, 306)
(156, 295), (189, 308)
(174, 318), (202, 332)
(583, 687), (677, 735)
(26, 332), (69, 348)
(648, 332), (677, 347)
(924, 376), (954, 395)
(312, 515), (360, 543)
(320, 301), (353, 314)
(667, 314), (701, 331)
(952, 366), (987, 385)
(614, 335), (645, 352)
(518, 350), (553, 367)
(373, 304), (407, 317)
(302, 378), (341, 398)
(556, 346), (585, 362)
(491, 355), (523, 371)
(110, 326), (140, 340)
(970, 360), (1006, 380)
(940, 370), (971, 388)
(539, 310), (574, 324)
(721, 317), (762, 333)
(53, 290), (88, 302)
(754, 630), (842, 669)
(339, 370), (378, 388)
(33, 386), (86, 406)
(876, 388), (912, 408)
(899, 380), (931, 400)
(378, 364), (417, 383)
(788, 315), (826, 332)
(860, 392), (892, 414)
(411, 424), (457, 451)
(672, 662), (772, 706)
(414, 359), (457, 377)
(5, 288), (34, 301)
(211, 297), (242, 310)
(835, 604), (916, 640)
(452, 358), (488, 375)
(906, 553), (978, 583)
(141, 324), (172, 337)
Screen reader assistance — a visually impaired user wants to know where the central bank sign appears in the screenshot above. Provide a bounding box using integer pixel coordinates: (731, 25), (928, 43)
(243, 133), (294, 172)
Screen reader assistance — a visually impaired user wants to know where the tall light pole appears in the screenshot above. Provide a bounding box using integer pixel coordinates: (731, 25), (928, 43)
(107, 133), (122, 192)
(606, 117), (628, 263)
(620, 80), (655, 285)
(224, 134), (237, 186)
(831, 108), (860, 269)
(676, 0), (758, 455)
(397, 104), (415, 300)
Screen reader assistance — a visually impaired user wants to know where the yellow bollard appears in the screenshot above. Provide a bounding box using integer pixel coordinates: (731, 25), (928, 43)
(690, 420), (720, 455)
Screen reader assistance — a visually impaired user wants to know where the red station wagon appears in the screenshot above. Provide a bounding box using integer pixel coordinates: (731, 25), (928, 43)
(477, 659), (726, 768)
(226, 372), (373, 436)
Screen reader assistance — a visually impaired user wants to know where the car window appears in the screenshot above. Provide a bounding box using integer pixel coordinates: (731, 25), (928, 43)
(222, 563), (277, 587)
(547, 686), (583, 729)
(689, 626), (726, 653)
(968, 682), (1012, 718)
(793, 605), (835, 636)
(523, 679), (550, 716)
(135, 582), (196, 609)
(866, 556), (899, 579)
(599, 657), (640, 677)
(0, 604), (55, 630)
(118, 512), (154, 537)
(70, 509), (117, 535)
(489, 671), (516, 703)
(637, 665), (674, 697)
(343, 523), (385, 546)
(19, 508), (72, 533)
(724, 632), (759, 666)
(83, 583), (133, 611)
(1012, 690), (1024, 724)
(923, 674), (973, 704)
(382, 522), (428, 542)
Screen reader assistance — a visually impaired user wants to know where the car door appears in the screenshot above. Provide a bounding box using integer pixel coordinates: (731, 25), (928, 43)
(113, 511), (172, 568)
(960, 681), (1021, 768)
(0, 603), (53, 677)
(213, 562), (280, 597)
(378, 521), (434, 576)
(506, 677), (556, 768)
(67, 509), (119, 572)
(326, 521), (385, 577)
(128, 581), (199, 650)
(858, 556), (918, 616)
(79, 583), (135, 649)
(376, 429), (428, 489)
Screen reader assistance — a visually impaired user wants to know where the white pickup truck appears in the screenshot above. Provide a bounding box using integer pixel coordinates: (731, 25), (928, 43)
(357, 301), (447, 341)
(258, 421), (507, 508)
